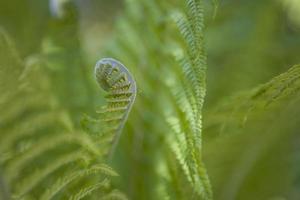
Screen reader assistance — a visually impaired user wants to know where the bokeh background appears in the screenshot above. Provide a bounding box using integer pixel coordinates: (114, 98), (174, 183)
(1, 0), (300, 199)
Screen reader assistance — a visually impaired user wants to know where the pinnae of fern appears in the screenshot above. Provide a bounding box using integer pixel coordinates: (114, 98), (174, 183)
(94, 58), (137, 159)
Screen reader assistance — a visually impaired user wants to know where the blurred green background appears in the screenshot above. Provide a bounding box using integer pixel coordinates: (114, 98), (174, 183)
(1, 0), (299, 105)
(0, 0), (300, 199)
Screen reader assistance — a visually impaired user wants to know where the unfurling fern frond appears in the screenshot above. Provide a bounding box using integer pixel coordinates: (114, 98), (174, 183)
(85, 58), (136, 158)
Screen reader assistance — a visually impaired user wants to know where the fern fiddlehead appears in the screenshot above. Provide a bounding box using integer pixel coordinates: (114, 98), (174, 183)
(94, 58), (136, 158)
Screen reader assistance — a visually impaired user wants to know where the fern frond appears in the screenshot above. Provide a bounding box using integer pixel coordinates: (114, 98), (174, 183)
(40, 164), (118, 200)
(204, 64), (300, 199)
(0, 111), (70, 154)
(166, 116), (192, 184)
(0, 27), (22, 80)
(5, 133), (101, 182)
(68, 179), (110, 200)
(173, 1), (206, 100)
(186, 0), (205, 50)
(205, 64), (300, 135)
(92, 58), (137, 158)
(172, 12), (197, 57)
(164, 0), (212, 199)
(102, 0), (212, 198)
(14, 150), (86, 198)
(101, 189), (128, 200)
(0, 22), (124, 200)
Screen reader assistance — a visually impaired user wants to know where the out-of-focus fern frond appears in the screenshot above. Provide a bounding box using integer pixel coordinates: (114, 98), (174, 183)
(14, 150), (85, 197)
(40, 164), (118, 200)
(101, 189), (128, 200)
(0, 29), (124, 199)
(68, 179), (110, 200)
(205, 64), (300, 136)
(204, 64), (300, 200)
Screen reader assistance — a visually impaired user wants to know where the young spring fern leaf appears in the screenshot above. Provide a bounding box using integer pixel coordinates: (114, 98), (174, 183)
(94, 58), (137, 158)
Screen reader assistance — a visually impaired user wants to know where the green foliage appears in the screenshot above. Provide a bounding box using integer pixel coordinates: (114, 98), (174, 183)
(104, 0), (213, 199)
(0, 28), (125, 199)
(203, 64), (300, 200)
(1, 0), (300, 200)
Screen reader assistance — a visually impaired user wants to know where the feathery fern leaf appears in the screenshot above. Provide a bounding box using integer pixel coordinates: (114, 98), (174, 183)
(14, 150), (86, 198)
(68, 180), (110, 200)
(205, 64), (300, 136)
(101, 189), (128, 200)
(0, 29), (125, 199)
(204, 64), (300, 199)
(102, 0), (212, 198)
(40, 164), (118, 200)
(165, 0), (212, 199)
